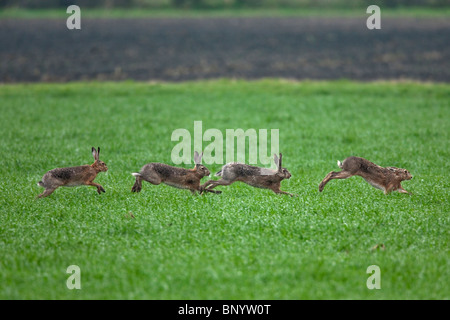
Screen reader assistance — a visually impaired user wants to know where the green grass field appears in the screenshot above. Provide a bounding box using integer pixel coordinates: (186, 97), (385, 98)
(0, 80), (448, 299)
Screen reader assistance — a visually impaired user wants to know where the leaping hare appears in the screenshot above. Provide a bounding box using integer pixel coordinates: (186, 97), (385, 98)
(37, 147), (108, 198)
(319, 156), (412, 194)
(201, 153), (294, 196)
(131, 151), (219, 195)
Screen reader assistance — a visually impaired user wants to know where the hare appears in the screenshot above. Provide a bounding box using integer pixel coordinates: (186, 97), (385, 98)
(319, 156), (412, 194)
(201, 153), (294, 196)
(131, 151), (220, 195)
(37, 147), (108, 198)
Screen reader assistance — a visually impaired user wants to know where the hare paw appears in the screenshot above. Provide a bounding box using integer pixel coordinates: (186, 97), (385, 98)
(97, 186), (106, 194)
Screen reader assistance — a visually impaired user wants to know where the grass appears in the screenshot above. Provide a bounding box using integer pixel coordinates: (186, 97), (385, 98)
(0, 79), (449, 299)
(1, 7), (450, 19)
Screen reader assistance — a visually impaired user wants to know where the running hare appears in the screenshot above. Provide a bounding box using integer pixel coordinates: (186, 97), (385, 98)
(37, 147), (108, 198)
(319, 156), (412, 194)
(131, 151), (219, 195)
(201, 153), (294, 196)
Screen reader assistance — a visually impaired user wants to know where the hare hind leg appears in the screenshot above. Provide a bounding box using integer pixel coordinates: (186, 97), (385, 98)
(37, 187), (57, 198)
(203, 189), (222, 194)
(202, 179), (234, 192)
(200, 179), (216, 190)
(142, 173), (162, 186)
(132, 172), (163, 193)
(319, 171), (353, 192)
(198, 180), (223, 195)
(131, 175), (143, 193)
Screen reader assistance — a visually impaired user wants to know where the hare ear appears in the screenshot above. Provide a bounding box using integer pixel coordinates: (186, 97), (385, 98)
(92, 147), (99, 161)
(195, 151), (203, 165)
(273, 154), (279, 169)
(278, 153), (282, 168)
(194, 151), (200, 165)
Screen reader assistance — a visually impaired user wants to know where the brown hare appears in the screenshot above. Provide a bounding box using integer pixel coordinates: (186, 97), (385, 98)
(201, 153), (294, 196)
(319, 156), (412, 194)
(37, 147), (108, 198)
(131, 151), (219, 195)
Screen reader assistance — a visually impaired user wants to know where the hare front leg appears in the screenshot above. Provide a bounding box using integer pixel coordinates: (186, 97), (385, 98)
(274, 190), (295, 197)
(86, 181), (105, 194)
(384, 182), (407, 195)
(397, 185), (410, 194)
(189, 183), (212, 195)
(319, 171), (353, 192)
(270, 183), (295, 197)
(190, 186), (221, 195)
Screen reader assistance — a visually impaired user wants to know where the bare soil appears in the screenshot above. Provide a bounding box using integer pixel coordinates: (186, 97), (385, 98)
(1, 17), (449, 82)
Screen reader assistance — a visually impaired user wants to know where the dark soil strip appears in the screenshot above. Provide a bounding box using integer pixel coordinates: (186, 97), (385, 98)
(1, 17), (449, 82)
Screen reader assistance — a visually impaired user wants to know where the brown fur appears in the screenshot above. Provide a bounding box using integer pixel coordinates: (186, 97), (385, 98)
(131, 151), (219, 195)
(319, 156), (412, 194)
(37, 147), (108, 198)
(201, 153), (294, 196)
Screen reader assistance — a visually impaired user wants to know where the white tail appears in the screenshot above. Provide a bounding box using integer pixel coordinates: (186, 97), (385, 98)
(132, 173), (141, 177)
(337, 160), (343, 169)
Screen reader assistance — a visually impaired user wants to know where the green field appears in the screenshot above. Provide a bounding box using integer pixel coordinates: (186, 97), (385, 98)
(0, 80), (448, 299)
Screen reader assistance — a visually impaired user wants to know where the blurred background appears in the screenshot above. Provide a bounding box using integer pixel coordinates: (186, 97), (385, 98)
(1, 0), (449, 9)
(0, 0), (449, 82)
